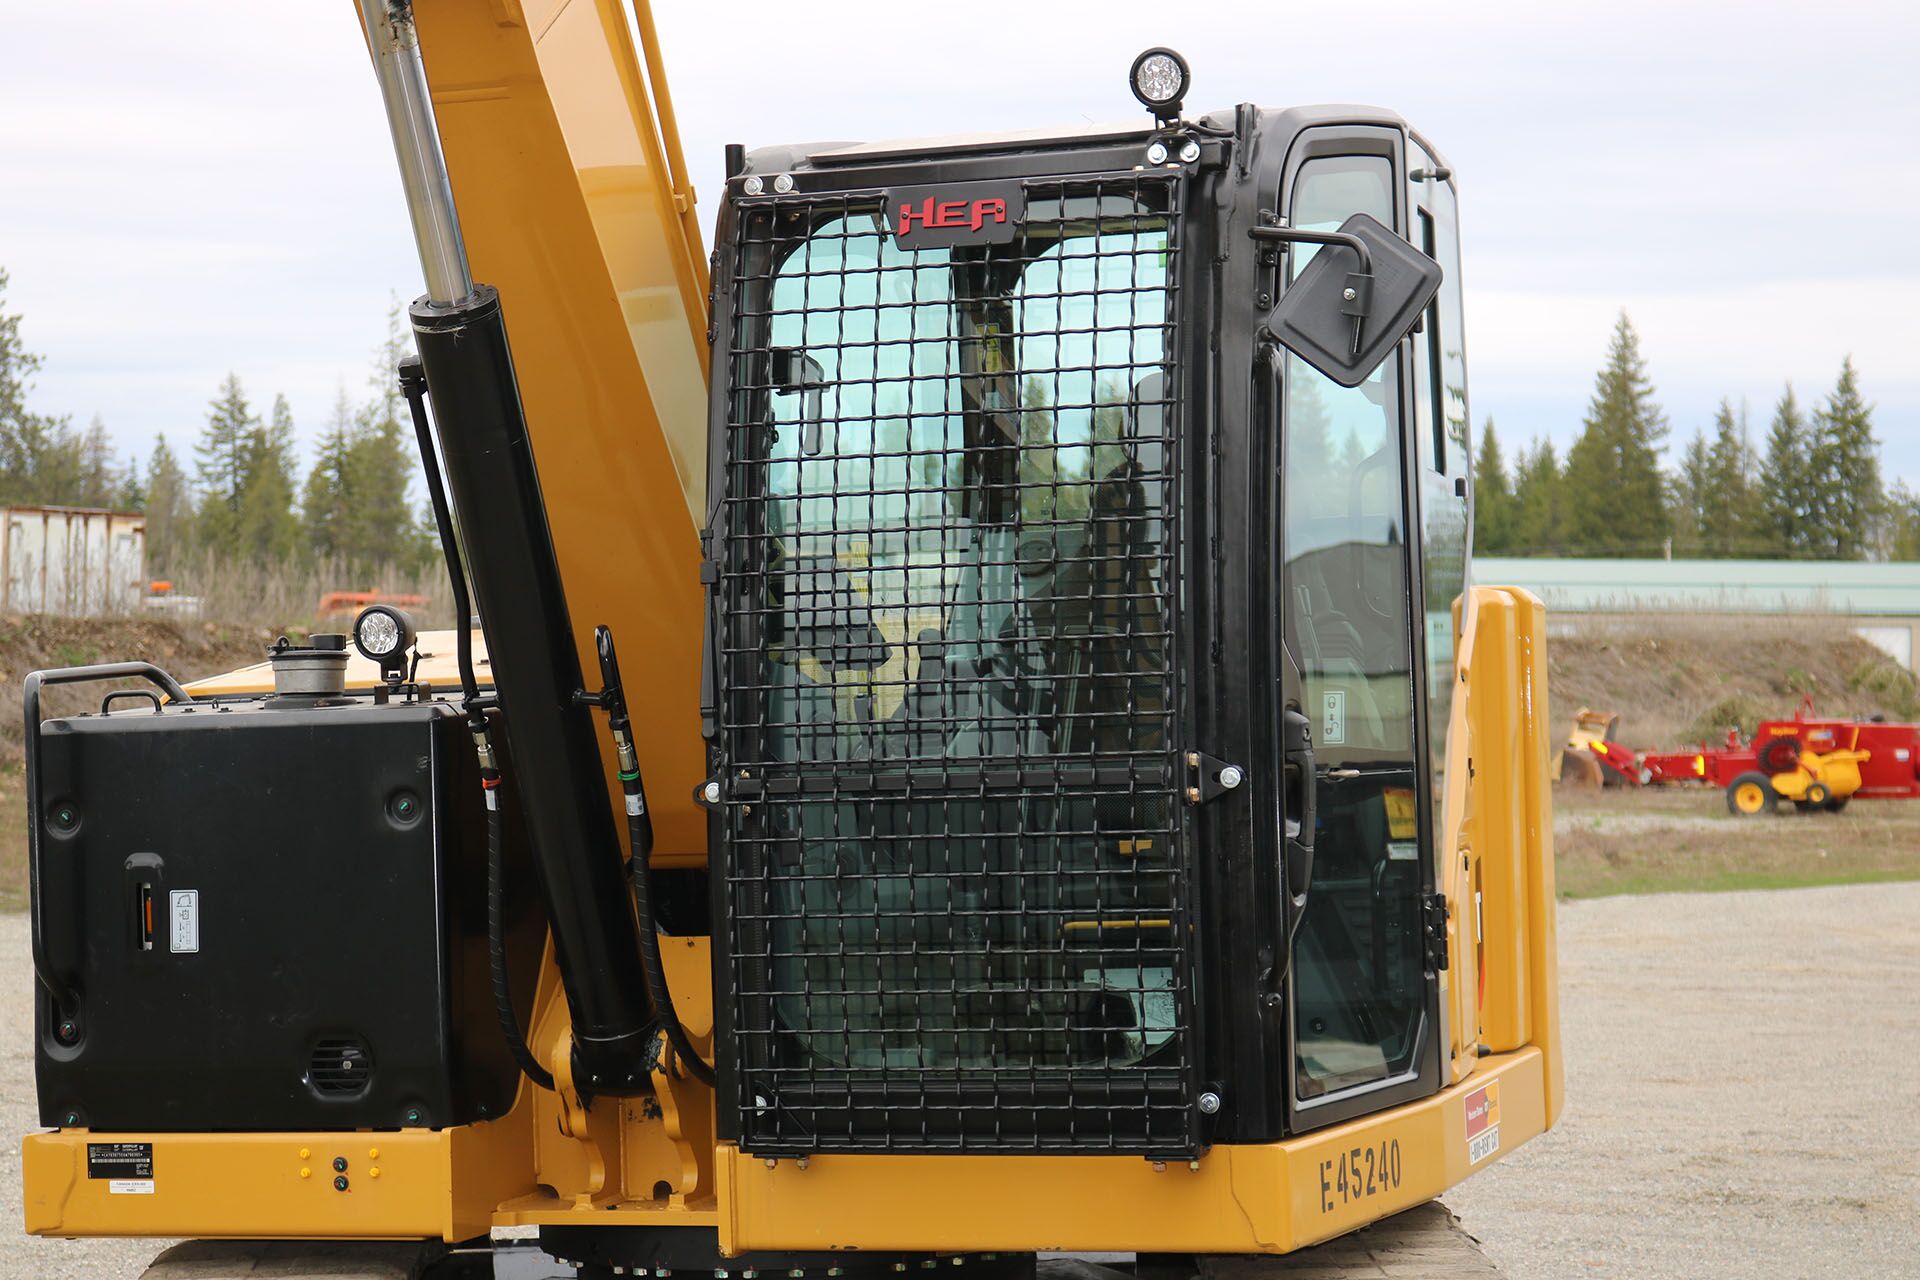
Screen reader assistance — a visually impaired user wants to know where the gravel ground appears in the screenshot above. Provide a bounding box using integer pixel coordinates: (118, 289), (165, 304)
(5, 884), (1916, 1278)
(1446, 880), (1920, 1279)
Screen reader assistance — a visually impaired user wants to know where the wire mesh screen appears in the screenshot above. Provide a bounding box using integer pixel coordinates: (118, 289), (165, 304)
(716, 176), (1194, 1153)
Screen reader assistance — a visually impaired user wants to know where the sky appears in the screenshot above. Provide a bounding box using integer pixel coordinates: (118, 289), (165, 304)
(3, 0), (1918, 486)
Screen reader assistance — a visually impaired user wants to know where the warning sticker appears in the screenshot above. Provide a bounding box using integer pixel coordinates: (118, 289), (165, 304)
(1464, 1082), (1500, 1165)
(87, 1142), (153, 1180)
(1382, 787), (1417, 839)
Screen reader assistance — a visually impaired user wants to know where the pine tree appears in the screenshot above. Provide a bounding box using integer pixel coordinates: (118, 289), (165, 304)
(1757, 385), (1812, 556)
(352, 305), (430, 569)
(1561, 312), (1670, 555)
(194, 373), (258, 554)
(1698, 399), (1753, 557)
(76, 415), (117, 507)
(1512, 438), (1567, 553)
(144, 436), (192, 574)
(303, 388), (358, 561)
(1888, 481), (1920, 561)
(1471, 417), (1516, 554)
(1810, 357), (1881, 559)
(0, 266), (53, 503)
(1671, 430), (1712, 555)
(233, 394), (301, 563)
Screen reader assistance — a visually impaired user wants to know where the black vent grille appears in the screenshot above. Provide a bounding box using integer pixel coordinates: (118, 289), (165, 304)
(716, 175), (1195, 1153)
(308, 1037), (374, 1098)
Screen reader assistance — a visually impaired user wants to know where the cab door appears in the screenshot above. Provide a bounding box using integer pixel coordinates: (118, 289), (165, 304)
(1276, 127), (1446, 1133)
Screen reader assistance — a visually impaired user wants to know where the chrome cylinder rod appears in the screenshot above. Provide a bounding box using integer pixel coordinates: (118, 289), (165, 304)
(356, 0), (474, 306)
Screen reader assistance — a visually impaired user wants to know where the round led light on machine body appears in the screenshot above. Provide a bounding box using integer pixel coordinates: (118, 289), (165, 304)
(1130, 47), (1190, 116)
(353, 604), (417, 673)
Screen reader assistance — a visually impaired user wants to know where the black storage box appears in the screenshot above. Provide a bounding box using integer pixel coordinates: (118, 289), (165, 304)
(31, 695), (540, 1132)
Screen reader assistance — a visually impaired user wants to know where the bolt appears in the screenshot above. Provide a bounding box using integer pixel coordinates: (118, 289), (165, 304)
(1217, 766), (1244, 790)
(1256, 292), (1271, 308)
(404, 1108), (422, 1125)
(704, 781), (723, 804)
(56, 1021), (78, 1044)
(742, 175), (764, 196)
(773, 174), (796, 195)
(333, 1175), (349, 1192)
(1146, 141), (1169, 165)
(62, 1111), (79, 1127)
(1178, 139), (1202, 163)
(1342, 287), (1357, 301)
(1197, 1091), (1222, 1114)
(333, 1157), (348, 1173)
(1152, 1161), (1168, 1172)
(1186, 786), (1201, 803)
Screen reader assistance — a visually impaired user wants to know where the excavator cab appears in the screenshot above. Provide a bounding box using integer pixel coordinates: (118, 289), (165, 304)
(704, 95), (1482, 1154)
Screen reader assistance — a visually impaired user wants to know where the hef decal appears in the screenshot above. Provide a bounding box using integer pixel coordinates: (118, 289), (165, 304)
(887, 181), (1024, 249)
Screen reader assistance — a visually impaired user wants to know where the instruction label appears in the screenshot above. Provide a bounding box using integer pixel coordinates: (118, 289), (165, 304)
(1464, 1082), (1500, 1164)
(1321, 690), (1347, 745)
(169, 889), (199, 953)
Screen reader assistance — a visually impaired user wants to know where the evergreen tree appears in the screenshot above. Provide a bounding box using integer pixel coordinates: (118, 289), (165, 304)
(1757, 385), (1813, 556)
(1671, 430), (1712, 555)
(1888, 481), (1920, 561)
(1471, 417), (1516, 554)
(1561, 312), (1670, 554)
(1698, 399), (1754, 557)
(1809, 357), (1881, 559)
(144, 436), (192, 573)
(303, 388), (358, 561)
(233, 394), (301, 563)
(1511, 437), (1567, 553)
(77, 415), (117, 507)
(194, 373), (258, 554)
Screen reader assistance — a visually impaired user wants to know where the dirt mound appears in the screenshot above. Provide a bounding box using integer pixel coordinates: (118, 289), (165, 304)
(1548, 614), (1906, 750)
(0, 615), (277, 765)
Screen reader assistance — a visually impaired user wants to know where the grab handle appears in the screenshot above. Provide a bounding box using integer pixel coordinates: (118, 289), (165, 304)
(1282, 705), (1316, 904)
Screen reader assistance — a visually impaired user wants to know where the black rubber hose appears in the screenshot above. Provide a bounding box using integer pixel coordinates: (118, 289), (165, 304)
(399, 356), (481, 712)
(488, 795), (555, 1092)
(625, 805), (714, 1086)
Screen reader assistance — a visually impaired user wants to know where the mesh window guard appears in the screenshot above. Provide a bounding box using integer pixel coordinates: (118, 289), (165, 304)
(717, 175), (1195, 1154)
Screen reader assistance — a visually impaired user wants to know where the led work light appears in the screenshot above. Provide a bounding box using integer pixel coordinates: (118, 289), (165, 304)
(352, 603), (417, 680)
(1130, 47), (1189, 120)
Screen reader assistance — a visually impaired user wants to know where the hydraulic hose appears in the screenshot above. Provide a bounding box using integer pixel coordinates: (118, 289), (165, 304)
(487, 787), (555, 1093)
(624, 800), (713, 1087)
(593, 625), (713, 1087)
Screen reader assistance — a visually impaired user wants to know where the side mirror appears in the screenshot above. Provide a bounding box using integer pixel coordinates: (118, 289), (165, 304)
(1258, 212), (1442, 388)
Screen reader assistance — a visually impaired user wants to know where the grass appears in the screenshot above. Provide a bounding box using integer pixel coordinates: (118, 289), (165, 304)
(1553, 785), (1920, 898)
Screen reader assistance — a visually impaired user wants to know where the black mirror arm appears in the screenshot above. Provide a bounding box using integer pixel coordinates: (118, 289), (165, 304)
(1250, 224), (1375, 355)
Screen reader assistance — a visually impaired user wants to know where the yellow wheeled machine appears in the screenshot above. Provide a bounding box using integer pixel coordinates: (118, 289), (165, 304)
(21, 5), (1559, 1275)
(1726, 740), (1869, 815)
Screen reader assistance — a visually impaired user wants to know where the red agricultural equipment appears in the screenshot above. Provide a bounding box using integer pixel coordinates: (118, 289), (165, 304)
(1562, 697), (1920, 813)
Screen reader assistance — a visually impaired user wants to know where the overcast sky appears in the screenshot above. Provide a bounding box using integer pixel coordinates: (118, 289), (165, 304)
(3, 0), (1917, 487)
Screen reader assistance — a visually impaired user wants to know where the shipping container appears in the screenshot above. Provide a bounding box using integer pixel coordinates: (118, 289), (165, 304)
(0, 506), (146, 616)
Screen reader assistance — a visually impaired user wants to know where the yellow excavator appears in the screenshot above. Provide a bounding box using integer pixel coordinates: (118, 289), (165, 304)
(21, 3), (1560, 1275)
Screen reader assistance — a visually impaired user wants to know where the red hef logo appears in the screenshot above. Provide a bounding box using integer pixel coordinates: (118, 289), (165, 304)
(898, 195), (1009, 237)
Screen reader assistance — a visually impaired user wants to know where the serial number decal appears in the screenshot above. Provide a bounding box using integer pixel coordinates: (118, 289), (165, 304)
(1318, 1138), (1402, 1213)
(87, 1142), (153, 1180)
(1465, 1081), (1501, 1164)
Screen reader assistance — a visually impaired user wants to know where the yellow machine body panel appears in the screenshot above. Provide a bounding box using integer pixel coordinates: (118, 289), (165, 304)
(24, 587), (1559, 1250)
(412, 0), (711, 866)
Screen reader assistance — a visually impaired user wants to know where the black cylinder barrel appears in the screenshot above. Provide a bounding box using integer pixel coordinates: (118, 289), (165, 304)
(410, 286), (652, 1093)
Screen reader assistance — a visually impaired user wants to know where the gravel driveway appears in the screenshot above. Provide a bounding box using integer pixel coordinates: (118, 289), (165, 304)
(5, 883), (1917, 1278)
(1446, 880), (1920, 1278)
